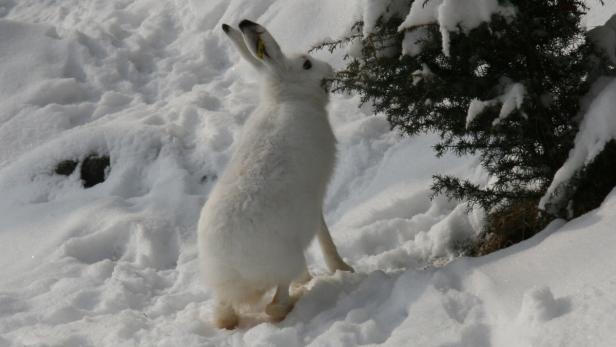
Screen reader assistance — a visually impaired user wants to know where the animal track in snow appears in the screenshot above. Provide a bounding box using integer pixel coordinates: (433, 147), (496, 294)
(63, 221), (179, 271)
(517, 286), (572, 324)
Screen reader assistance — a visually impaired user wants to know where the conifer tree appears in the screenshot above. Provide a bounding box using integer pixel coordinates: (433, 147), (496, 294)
(316, 0), (614, 243)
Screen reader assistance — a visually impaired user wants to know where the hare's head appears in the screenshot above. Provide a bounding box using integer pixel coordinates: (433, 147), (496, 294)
(222, 20), (333, 102)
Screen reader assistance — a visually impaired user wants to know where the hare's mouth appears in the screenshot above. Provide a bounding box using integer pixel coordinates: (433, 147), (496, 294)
(321, 78), (333, 93)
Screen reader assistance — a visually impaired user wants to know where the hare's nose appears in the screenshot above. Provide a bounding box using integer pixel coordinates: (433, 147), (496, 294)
(325, 66), (335, 79)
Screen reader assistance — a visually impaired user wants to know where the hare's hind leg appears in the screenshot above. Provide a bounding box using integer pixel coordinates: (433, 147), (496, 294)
(213, 299), (239, 330)
(296, 266), (312, 284)
(318, 215), (354, 273)
(290, 262), (313, 297)
(265, 283), (296, 322)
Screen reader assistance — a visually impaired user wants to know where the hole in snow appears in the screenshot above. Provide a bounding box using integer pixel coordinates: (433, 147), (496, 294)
(55, 160), (78, 176)
(54, 154), (111, 188)
(80, 155), (110, 188)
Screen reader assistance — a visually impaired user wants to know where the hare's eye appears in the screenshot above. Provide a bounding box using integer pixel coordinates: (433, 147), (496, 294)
(303, 59), (312, 70)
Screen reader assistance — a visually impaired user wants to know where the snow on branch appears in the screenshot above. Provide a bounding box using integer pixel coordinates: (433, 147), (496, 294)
(588, 14), (616, 65)
(398, 0), (516, 56)
(539, 78), (616, 212)
(466, 82), (526, 128)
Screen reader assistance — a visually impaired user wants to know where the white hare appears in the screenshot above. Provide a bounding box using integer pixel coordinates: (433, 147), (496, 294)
(197, 20), (353, 329)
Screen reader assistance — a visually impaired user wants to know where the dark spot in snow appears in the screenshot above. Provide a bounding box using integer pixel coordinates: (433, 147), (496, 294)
(80, 155), (110, 188)
(55, 160), (78, 176)
(200, 173), (218, 184)
(54, 154), (111, 188)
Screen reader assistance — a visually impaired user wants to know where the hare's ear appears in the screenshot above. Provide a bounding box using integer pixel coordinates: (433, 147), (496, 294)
(222, 23), (263, 70)
(238, 20), (285, 69)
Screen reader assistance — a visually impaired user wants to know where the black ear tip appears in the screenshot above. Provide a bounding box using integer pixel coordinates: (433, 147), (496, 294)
(239, 19), (258, 31)
(221, 23), (230, 33)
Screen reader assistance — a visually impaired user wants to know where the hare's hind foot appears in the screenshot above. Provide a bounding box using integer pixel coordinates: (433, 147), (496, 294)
(265, 302), (293, 322)
(213, 300), (239, 330)
(290, 266), (312, 297)
(333, 260), (354, 273)
(265, 284), (297, 322)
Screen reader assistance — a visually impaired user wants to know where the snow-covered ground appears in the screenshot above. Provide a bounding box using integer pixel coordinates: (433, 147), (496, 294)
(0, 1), (614, 346)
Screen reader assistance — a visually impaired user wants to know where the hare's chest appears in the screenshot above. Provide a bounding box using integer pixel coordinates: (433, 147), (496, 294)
(231, 113), (333, 185)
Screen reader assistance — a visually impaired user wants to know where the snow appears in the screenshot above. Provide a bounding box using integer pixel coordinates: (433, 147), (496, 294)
(398, 0), (516, 57)
(0, 0), (615, 346)
(361, 0), (390, 37)
(466, 82), (526, 128)
(359, 0), (410, 37)
(588, 14), (616, 65)
(539, 77), (616, 212)
(411, 64), (434, 86)
(401, 27), (430, 57)
(359, 0), (516, 57)
(539, 9), (616, 212)
(540, 7), (616, 212)
(584, 0), (616, 29)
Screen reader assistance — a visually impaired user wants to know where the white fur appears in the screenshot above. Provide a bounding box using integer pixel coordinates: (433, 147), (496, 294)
(197, 21), (351, 326)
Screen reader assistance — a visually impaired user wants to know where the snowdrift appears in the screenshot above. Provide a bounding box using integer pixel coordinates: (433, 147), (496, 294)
(0, 1), (614, 346)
